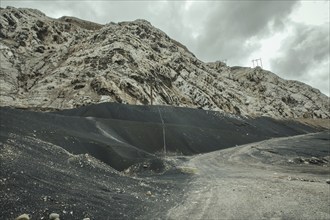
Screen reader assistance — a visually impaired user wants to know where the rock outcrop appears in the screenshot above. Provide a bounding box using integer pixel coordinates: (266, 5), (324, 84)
(1, 7), (329, 118)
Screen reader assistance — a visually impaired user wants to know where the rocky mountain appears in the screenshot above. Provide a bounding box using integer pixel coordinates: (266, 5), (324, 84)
(0, 6), (329, 118)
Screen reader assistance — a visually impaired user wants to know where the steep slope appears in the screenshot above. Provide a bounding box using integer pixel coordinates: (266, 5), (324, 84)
(1, 7), (329, 118)
(1, 103), (329, 219)
(1, 102), (323, 169)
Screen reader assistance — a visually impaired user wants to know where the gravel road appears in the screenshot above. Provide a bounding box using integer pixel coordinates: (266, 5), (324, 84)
(167, 132), (330, 220)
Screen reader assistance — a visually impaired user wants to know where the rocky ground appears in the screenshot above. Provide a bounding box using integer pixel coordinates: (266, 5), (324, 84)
(0, 132), (190, 220)
(0, 103), (329, 219)
(168, 132), (330, 220)
(1, 6), (329, 118)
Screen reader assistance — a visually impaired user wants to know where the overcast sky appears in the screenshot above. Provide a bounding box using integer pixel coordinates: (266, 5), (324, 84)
(2, 0), (329, 96)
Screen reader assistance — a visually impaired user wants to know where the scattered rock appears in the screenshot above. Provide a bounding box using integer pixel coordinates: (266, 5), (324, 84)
(290, 157), (328, 166)
(35, 45), (45, 53)
(57, 91), (65, 98)
(146, 191), (152, 196)
(74, 84), (85, 90)
(49, 213), (60, 220)
(15, 214), (31, 220)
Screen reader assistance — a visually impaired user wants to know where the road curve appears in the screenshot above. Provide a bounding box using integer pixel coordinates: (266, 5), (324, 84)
(167, 132), (330, 220)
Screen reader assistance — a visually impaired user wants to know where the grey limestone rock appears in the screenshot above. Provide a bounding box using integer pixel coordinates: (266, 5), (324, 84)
(0, 7), (329, 119)
(15, 214), (31, 220)
(49, 213), (60, 220)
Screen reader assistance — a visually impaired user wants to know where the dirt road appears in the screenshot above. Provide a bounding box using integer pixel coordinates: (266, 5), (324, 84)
(167, 132), (330, 220)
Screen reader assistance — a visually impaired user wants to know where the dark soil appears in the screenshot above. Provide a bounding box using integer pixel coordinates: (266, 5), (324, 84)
(0, 103), (327, 219)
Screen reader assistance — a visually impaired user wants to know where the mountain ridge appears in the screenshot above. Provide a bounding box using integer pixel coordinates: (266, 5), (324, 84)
(0, 6), (329, 118)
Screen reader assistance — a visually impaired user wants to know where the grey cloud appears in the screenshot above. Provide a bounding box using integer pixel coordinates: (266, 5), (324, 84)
(1, 1), (153, 24)
(270, 22), (329, 96)
(194, 1), (300, 63)
(145, 2), (191, 38)
(270, 22), (329, 77)
(85, 1), (156, 24)
(1, 1), (97, 20)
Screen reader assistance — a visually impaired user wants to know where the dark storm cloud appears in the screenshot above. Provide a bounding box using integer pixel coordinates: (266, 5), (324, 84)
(270, 22), (329, 95)
(193, 1), (300, 63)
(270, 22), (329, 76)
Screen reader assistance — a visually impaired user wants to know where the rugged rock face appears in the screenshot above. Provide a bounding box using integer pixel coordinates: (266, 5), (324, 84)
(1, 7), (329, 118)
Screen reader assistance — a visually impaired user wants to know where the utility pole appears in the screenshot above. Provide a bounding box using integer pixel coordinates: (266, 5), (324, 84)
(150, 82), (153, 105)
(119, 78), (126, 104)
(147, 75), (157, 105)
(146, 74), (167, 156)
(147, 76), (156, 105)
(252, 58), (263, 68)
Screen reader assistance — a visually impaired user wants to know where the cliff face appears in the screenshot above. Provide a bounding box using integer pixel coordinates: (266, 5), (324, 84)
(1, 7), (329, 118)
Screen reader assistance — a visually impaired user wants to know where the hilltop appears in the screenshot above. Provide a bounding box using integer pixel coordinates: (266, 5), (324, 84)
(1, 7), (329, 118)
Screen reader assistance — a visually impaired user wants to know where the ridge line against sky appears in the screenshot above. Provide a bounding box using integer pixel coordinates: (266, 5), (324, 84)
(1, 0), (329, 96)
